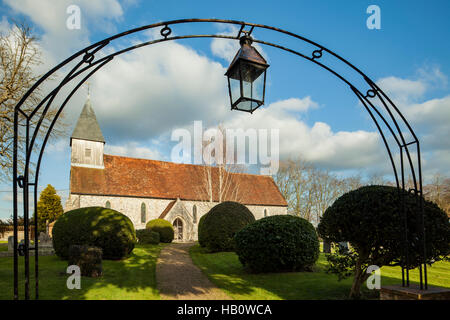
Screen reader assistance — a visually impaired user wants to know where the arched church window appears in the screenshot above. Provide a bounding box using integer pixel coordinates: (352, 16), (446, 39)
(141, 203), (146, 224)
(193, 205), (197, 223)
(264, 208), (268, 217)
(105, 201), (111, 209)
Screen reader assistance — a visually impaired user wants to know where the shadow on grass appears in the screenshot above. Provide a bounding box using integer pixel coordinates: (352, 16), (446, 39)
(189, 244), (450, 300)
(0, 243), (166, 300)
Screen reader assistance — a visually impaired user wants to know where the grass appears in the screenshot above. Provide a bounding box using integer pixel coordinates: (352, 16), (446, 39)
(190, 244), (450, 300)
(0, 244), (7, 252)
(0, 244), (165, 300)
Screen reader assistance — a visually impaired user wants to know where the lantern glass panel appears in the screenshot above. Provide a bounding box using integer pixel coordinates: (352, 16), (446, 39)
(242, 68), (265, 102)
(229, 77), (240, 104)
(234, 99), (260, 112)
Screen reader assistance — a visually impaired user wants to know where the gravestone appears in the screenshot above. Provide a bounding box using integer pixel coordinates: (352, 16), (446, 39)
(38, 232), (53, 248)
(7, 236), (14, 252)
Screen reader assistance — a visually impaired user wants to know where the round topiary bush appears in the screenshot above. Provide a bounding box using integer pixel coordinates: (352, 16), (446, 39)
(136, 229), (160, 244)
(146, 219), (174, 243)
(198, 201), (256, 252)
(52, 207), (136, 260)
(234, 215), (320, 273)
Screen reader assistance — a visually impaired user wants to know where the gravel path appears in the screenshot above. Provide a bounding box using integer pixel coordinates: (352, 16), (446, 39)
(156, 242), (232, 300)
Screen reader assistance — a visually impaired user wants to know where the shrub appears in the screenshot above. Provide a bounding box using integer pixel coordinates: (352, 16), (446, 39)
(198, 201), (255, 252)
(52, 206), (136, 260)
(318, 185), (450, 299)
(136, 229), (160, 244)
(234, 215), (319, 273)
(146, 219), (174, 243)
(68, 245), (103, 277)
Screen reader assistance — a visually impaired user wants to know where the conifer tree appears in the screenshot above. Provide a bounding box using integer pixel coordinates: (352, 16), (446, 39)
(36, 184), (64, 233)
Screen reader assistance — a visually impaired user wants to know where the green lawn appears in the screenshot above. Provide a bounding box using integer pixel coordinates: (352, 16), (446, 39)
(0, 244), (165, 300)
(0, 244), (7, 252)
(190, 244), (450, 300)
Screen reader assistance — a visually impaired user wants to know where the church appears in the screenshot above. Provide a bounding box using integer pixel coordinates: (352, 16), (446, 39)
(65, 97), (288, 241)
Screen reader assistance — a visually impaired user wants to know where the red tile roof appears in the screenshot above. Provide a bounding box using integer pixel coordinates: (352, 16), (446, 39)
(70, 154), (287, 207)
(159, 200), (177, 219)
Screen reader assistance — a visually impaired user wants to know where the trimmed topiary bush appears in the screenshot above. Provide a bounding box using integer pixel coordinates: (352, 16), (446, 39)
(136, 229), (160, 244)
(198, 201), (256, 252)
(52, 206), (136, 260)
(146, 219), (174, 243)
(317, 185), (450, 299)
(68, 245), (103, 277)
(234, 215), (320, 273)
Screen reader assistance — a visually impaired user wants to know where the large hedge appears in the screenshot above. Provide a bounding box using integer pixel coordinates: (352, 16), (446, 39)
(317, 185), (450, 298)
(234, 215), (319, 273)
(136, 229), (160, 244)
(52, 207), (136, 260)
(198, 201), (255, 252)
(146, 219), (174, 243)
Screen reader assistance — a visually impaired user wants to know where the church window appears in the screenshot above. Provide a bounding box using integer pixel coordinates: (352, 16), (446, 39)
(85, 148), (92, 157)
(105, 201), (111, 209)
(264, 208), (268, 217)
(141, 203), (146, 223)
(193, 205), (197, 223)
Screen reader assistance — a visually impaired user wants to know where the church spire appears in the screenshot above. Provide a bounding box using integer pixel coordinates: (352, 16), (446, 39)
(70, 89), (105, 146)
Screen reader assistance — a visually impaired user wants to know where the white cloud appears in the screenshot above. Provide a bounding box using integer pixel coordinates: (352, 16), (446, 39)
(105, 142), (163, 160)
(375, 68), (450, 179)
(376, 67), (448, 106)
(4, 0), (124, 58)
(417, 66), (448, 89)
(46, 139), (69, 153)
(90, 40), (230, 142)
(224, 97), (384, 171)
(269, 97), (319, 113)
(377, 76), (426, 105)
(405, 95), (450, 126)
(0, 16), (11, 33)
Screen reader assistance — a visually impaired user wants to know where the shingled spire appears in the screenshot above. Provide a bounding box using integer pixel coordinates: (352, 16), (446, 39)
(70, 97), (105, 146)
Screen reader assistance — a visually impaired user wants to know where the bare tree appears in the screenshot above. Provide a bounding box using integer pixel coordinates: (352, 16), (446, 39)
(0, 21), (66, 181)
(195, 124), (245, 209)
(366, 172), (388, 186)
(310, 169), (342, 225)
(274, 158), (316, 220)
(424, 174), (450, 216)
(274, 158), (366, 224)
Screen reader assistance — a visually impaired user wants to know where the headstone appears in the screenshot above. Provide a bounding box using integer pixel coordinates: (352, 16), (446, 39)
(38, 232), (53, 248)
(7, 236), (14, 252)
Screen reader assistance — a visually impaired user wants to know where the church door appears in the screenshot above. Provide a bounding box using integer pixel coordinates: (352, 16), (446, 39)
(173, 218), (183, 241)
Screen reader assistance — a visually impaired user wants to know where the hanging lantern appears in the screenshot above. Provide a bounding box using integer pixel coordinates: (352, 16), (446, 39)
(225, 34), (269, 113)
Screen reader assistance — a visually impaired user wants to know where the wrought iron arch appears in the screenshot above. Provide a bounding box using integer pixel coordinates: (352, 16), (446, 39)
(12, 18), (427, 300)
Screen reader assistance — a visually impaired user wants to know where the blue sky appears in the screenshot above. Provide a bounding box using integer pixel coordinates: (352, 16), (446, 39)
(1, 0), (449, 220)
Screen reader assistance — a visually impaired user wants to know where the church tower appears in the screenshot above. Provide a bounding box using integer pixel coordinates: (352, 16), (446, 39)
(70, 96), (105, 169)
